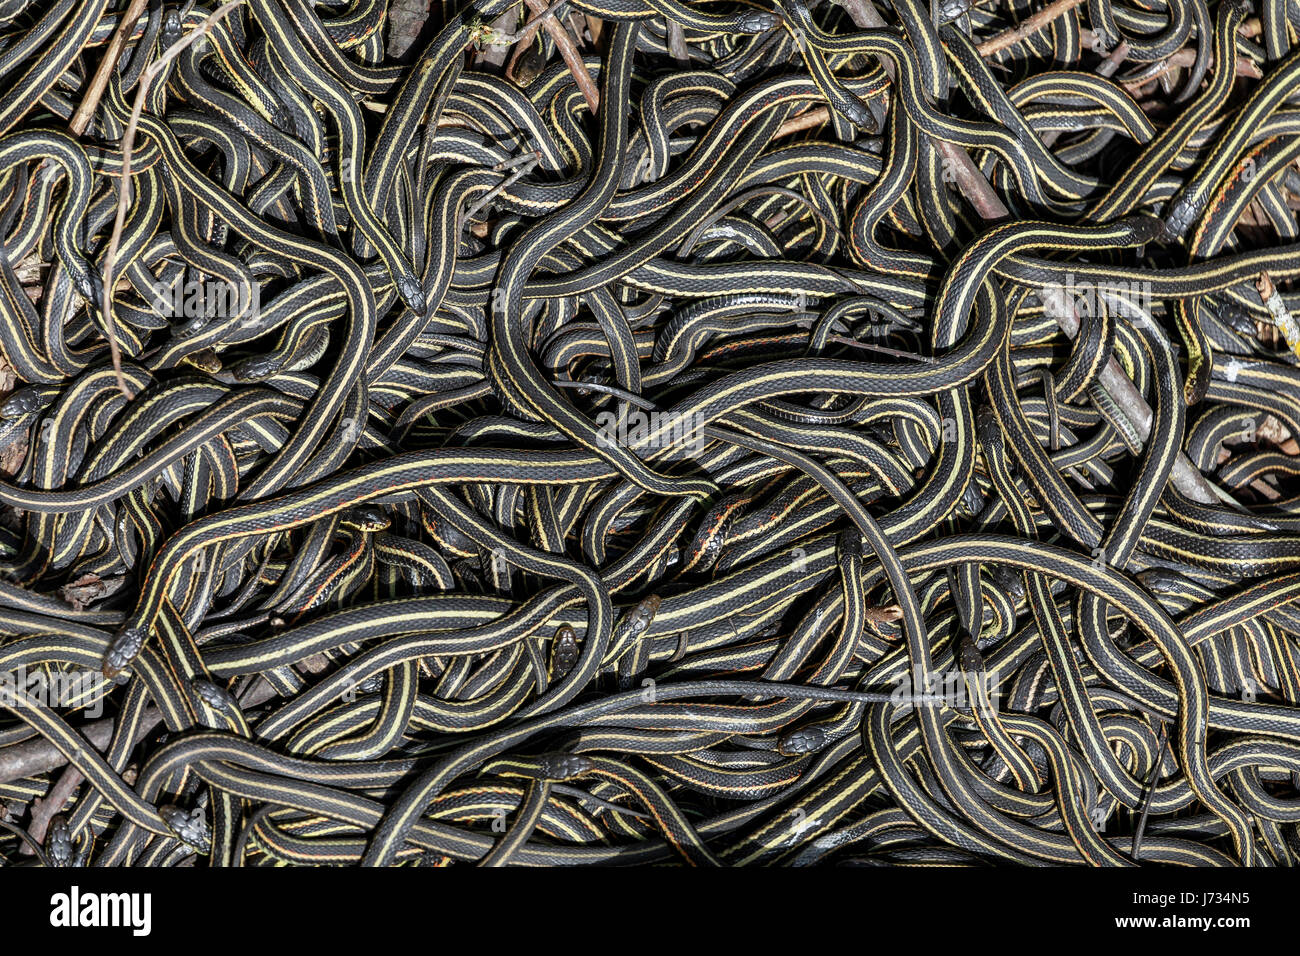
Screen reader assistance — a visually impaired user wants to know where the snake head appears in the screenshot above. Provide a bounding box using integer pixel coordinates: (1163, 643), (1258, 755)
(190, 678), (237, 714)
(1136, 568), (1188, 593)
(986, 564), (1025, 602)
(627, 594), (661, 636)
(160, 6), (184, 46)
(539, 753), (594, 781)
(937, 0), (972, 22)
(778, 725), (826, 756)
(161, 805), (211, 853)
(840, 97), (877, 133)
(550, 624), (581, 679)
(397, 274), (428, 317)
(1124, 214), (1165, 246)
(735, 10), (780, 32)
(1161, 193), (1201, 241)
(228, 355), (280, 383)
(342, 505), (391, 533)
(103, 626), (146, 679)
(836, 530), (861, 559)
(975, 404), (1002, 448)
(956, 633), (984, 674)
(960, 480), (986, 517)
(73, 264), (104, 311)
(1182, 364), (1211, 407)
(0, 388), (39, 420)
(270, 104), (295, 131)
(512, 44), (547, 86)
(46, 816), (75, 867)
(180, 348), (223, 374)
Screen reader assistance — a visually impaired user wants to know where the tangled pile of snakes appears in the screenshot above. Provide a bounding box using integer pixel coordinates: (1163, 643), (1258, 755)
(1, 0), (1300, 869)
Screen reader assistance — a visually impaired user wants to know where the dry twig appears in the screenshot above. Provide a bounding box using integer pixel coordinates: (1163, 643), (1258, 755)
(20, 764), (83, 856)
(70, 0), (150, 137)
(100, 0), (244, 398)
(523, 0), (599, 111)
(854, 0), (1222, 506)
(978, 0), (1088, 56)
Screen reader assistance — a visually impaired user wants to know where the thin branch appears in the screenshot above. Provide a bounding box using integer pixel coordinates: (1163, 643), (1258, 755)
(1, 687), (163, 804)
(775, 107), (831, 138)
(666, 21), (689, 66)
(523, 0), (599, 112)
(1131, 722), (1168, 860)
(977, 0), (1087, 57)
(835, 0), (890, 33)
(502, 0), (567, 81)
(0, 718), (115, 785)
(1115, 45), (1264, 89)
(852, 0), (1223, 506)
(70, 0), (149, 137)
(0, 678), (286, 787)
(484, 0), (567, 46)
(934, 140), (1008, 221)
(584, 14), (605, 48)
(462, 150), (542, 225)
(1095, 39), (1131, 78)
(20, 763), (83, 856)
(100, 0), (244, 398)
